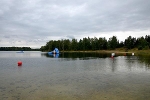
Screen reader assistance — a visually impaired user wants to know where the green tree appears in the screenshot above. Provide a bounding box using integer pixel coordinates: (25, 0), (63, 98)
(71, 38), (78, 51)
(98, 37), (108, 50)
(118, 41), (124, 48)
(108, 36), (118, 50)
(145, 35), (150, 48)
(124, 36), (136, 49)
(82, 37), (91, 50)
(78, 39), (83, 50)
(137, 37), (149, 50)
(63, 39), (71, 50)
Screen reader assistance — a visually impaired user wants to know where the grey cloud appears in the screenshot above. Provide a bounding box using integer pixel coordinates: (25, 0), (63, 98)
(66, 35), (75, 39)
(4, 35), (10, 38)
(0, 0), (150, 48)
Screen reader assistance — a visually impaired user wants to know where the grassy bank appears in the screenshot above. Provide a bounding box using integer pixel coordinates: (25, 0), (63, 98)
(133, 50), (150, 56)
(60, 48), (150, 56)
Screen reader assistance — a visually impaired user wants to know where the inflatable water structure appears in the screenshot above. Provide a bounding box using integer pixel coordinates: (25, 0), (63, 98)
(48, 48), (59, 54)
(48, 48), (60, 58)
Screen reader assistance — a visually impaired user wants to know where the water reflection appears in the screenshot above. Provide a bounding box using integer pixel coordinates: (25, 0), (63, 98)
(43, 52), (150, 67)
(18, 65), (22, 74)
(137, 55), (150, 69)
(111, 57), (117, 72)
(45, 52), (111, 59)
(47, 53), (59, 58)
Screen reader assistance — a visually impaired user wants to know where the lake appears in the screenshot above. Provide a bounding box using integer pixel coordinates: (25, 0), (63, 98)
(0, 51), (150, 100)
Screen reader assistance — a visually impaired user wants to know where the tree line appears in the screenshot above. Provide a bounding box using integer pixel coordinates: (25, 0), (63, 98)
(40, 35), (150, 51)
(0, 47), (40, 51)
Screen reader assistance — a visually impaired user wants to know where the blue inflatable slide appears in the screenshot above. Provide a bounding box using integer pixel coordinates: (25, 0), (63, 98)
(48, 48), (59, 54)
(48, 48), (59, 58)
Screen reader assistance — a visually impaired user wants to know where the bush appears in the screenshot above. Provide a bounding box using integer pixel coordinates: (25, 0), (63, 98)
(138, 46), (142, 50)
(143, 46), (149, 50)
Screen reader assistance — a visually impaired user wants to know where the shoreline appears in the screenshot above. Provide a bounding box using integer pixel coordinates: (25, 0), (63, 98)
(59, 49), (150, 56)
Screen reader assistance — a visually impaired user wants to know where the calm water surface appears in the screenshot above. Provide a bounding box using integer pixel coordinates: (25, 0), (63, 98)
(0, 51), (150, 100)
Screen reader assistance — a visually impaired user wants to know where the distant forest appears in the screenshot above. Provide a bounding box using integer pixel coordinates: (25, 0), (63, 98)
(0, 47), (40, 51)
(40, 35), (150, 51)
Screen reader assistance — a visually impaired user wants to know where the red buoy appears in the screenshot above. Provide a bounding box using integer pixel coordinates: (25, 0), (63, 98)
(111, 56), (114, 58)
(18, 61), (22, 66)
(124, 53), (126, 56)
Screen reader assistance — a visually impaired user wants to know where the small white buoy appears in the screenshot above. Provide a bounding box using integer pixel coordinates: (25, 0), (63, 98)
(111, 53), (115, 57)
(132, 53), (134, 56)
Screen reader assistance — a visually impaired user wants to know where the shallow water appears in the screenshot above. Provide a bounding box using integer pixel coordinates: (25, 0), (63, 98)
(0, 51), (150, 100)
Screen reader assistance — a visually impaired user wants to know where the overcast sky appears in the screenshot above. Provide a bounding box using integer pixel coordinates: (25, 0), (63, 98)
(0, 0), (150, 48)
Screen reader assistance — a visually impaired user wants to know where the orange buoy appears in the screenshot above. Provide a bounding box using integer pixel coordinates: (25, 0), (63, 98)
(18, 61), (22, 66)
